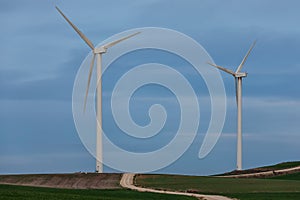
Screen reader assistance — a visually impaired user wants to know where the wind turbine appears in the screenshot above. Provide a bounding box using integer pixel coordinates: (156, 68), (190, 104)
(56, 6), (140, 173)
(208, 41), (256, 171)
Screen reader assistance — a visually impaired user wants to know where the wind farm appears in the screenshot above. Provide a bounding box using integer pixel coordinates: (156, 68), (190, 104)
(0, 1), (300, 200)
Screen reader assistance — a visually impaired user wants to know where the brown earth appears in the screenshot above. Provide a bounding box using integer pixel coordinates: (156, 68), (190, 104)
(0, 173), (122, 189)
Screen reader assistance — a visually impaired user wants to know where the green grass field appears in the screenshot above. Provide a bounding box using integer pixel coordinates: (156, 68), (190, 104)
(1, 161), (299, 200)
(260, 161), (300, 170)
(218, 161), (300, 176)
(136, 172), (300, 200)
(270, 172), (300, 180)
(0, 184), (196, 200)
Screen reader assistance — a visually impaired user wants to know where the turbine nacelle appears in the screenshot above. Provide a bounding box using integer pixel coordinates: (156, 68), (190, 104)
(234, 72), (247, 78)
(208, 41), (256, 78)
(94, 47), (107, 54)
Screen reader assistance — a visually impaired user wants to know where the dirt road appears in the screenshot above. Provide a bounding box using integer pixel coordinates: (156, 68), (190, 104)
(120, 173), (235, 200)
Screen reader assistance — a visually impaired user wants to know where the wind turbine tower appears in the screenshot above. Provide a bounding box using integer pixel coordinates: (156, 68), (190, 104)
(56, 6), (140, 173)
(208, 41), (256, 170)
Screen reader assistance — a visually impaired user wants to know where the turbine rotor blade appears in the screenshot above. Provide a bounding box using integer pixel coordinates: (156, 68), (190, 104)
(207, 62), (236, 76)
(103, 32), (141, 49)
(56, 6), (95, 50)
(236, 40), (256, 73)
(84, 54), (96, 112)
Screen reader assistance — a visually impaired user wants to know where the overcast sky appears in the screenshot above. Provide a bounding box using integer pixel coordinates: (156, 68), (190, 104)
(0, 0), (299, 175)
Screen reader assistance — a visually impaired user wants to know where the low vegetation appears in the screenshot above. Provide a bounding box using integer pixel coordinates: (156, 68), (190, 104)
(136, 162), (300, 200)
(261, 161), (300, 170)
(270, 172), (300, 180)
(220, 161), (300, 176)
(0, 161), (299, 200)
(0, 184), (196, 200)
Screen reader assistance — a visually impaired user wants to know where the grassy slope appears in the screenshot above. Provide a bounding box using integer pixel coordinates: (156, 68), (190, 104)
(1, 161), (299, 200)
(0, 184), (196, 200)
(136, 163), (300, 200)
(270, 172), (300, 180)
(136, 174), (300, 194)
(225, 192), (300, 200)
(137, 174), (300, 200)
(260, 161), (300, 170)
(219, 161), (300, 176)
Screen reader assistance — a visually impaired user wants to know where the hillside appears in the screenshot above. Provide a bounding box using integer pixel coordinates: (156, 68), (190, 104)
(0, 173), (121, 189)
(135, 161), (300, 200)
(0, 161), (299, 200)
(219, 161), (300, 176)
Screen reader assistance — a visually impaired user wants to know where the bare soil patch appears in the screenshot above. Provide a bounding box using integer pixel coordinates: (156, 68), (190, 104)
(0, 173), (121, 189)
